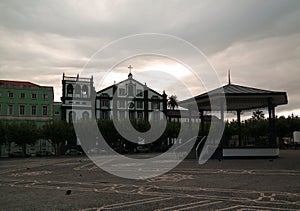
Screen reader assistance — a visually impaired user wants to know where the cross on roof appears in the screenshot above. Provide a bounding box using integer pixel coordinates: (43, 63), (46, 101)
(128, 65), (133, 78)
(128, 65), (133, 73)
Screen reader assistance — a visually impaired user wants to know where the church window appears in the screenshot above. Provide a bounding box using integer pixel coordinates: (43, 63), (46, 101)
(75, 85), (81, 94)
(100, 111), (109, 120)
(119, 100), (125, 108)
(119, 111), (125, 119)
(82, 85), (89, 96)
(137, 111), (143, 119)
(128, 85), (134, 96)
(119, 88), (126, 96)
(82, 111), (89, 120)
(129, 111), (135, 119)
(129, 102), (135, 109)
(67, 84), (73, 94)
(101, 100), (110, 108)
(69, 111), (76, 122)
(137, 101), (143, 109)
(137, 89), (143, 97)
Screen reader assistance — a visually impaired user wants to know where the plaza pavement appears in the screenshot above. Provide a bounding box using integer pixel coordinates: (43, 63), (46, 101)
(0, 150), (299, 210)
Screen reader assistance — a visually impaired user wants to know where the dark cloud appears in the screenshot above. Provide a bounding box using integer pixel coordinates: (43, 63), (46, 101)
(0, 0), (299, 115)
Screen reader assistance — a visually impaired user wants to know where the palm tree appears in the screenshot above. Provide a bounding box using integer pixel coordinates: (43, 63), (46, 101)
(168, 95), (178, 110)
(251, 110), (265, 121)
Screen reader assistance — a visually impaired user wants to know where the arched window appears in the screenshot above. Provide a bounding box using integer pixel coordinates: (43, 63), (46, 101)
(67, 84), (73, 95)
(75, 85), (81, 94)
(69, 111), (76, 122)
(82, 85), (89, 96)
(82, 111), (89, 120)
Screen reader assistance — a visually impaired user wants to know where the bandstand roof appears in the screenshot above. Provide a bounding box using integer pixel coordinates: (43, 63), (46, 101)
(180, 83), (288, 111)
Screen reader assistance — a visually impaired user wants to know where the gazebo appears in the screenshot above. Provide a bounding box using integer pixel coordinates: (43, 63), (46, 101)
(180, 80), (288, 157)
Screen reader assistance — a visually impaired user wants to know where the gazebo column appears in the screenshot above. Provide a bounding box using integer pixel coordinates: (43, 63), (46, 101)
(220, 101), (225, 148)
(200, 110), (204, 136)
(268, 98), (276, 146)
(237, 110), (242, 147)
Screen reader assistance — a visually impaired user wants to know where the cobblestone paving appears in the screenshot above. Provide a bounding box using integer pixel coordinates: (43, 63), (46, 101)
(0, 150), (299, 210)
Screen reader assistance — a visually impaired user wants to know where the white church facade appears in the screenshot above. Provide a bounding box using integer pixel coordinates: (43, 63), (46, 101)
(60, 68), (168, 123)
(95, 69), (168, 121)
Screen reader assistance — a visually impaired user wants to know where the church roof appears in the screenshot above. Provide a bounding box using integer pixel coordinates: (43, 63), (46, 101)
(97, 76), (164, 97)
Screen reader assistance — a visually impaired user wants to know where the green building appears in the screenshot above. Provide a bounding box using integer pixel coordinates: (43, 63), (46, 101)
(0, 80), (54, 125)
(0, 80), (57, 157)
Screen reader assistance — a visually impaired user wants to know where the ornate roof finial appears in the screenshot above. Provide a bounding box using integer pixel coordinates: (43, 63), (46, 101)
(128, 65), (133, 78)
(228, 69), (231, 85)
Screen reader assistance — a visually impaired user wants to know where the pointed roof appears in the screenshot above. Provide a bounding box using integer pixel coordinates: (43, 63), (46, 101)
(97, 76), (164, 97)
(180, 83), (288, 111)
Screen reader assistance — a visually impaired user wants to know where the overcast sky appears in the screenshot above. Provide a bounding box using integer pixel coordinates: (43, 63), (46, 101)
(0, 0), (299, 116)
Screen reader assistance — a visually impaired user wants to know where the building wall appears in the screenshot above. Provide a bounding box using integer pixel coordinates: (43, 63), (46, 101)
(53, 102), (62, 121)
(0, 83), (54, 125)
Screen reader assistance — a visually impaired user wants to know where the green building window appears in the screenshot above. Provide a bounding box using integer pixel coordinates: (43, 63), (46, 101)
(42, 106), (48, 116)
(43, 94), (48, 99)
(19, 105), (25, 116)
(8, 105), (13, 115)
(32, 93), (37, 99)
(8, 92), (14, 98)
(31, 106), (36, 116)
(20, 93), (25, 98)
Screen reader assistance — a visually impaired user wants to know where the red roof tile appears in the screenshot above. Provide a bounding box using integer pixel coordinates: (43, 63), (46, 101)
(0, 80), (39, 87)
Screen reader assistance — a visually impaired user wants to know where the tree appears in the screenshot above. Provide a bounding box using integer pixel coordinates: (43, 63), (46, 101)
(0, 122), (7, 158)
(5, 122), (38, 157)
(251, 110), (265, 121)
(167, 95), (178, 110)
(42, 121), (71, 155)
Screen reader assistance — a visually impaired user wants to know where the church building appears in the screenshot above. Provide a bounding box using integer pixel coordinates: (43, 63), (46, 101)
(95, 66), (168, 121)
